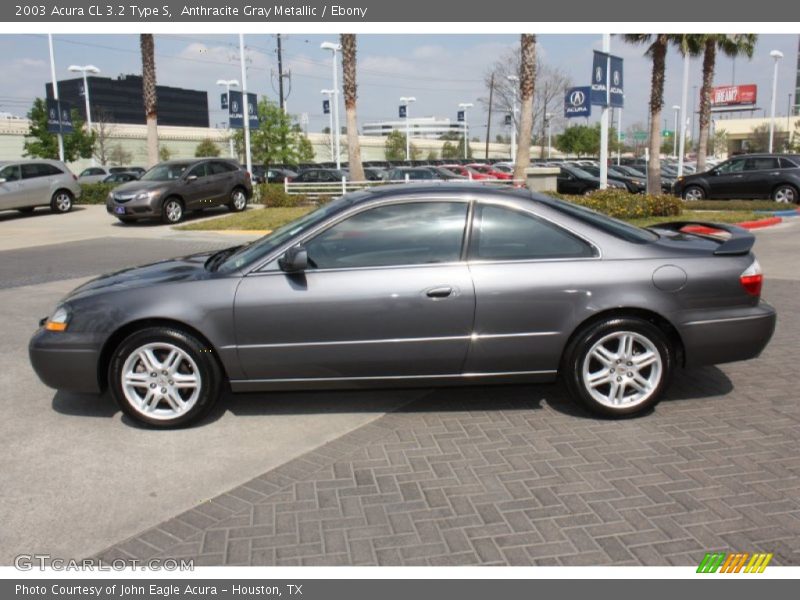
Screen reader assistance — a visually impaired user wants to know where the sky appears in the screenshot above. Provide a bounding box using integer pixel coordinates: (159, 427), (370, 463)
(0, 33), (797, 139)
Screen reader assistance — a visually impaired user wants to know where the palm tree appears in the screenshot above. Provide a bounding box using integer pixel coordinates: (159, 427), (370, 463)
(622, 35), (670, 194)
(696, 34), (757, 171)
(340, 34), (364, 182)
(513, 34), (536, 182)
(140, 34), (158, 167)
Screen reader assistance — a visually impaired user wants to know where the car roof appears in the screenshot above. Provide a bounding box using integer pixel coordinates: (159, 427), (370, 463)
(341, 182), (535, 206)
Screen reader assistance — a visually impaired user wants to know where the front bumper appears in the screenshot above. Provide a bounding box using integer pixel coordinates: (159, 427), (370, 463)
(29, 328), (104, 394)
(106, 195), (162, 219)
(677, 301), (777, 367)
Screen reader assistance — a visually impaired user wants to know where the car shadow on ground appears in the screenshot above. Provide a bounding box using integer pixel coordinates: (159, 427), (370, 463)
(50, 366), (734, 428)
(0, 205), (87, 222)
(108, 206), (239, 228)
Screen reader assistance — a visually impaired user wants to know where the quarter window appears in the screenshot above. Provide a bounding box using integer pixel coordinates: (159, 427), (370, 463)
(210, 161), (237, 174)
(745, 157), (780, 171)
(470, 204), (596, 261)
(0, 164), (21, 181)
(304, 201), (468, 269)
(779, 157), (799, 169)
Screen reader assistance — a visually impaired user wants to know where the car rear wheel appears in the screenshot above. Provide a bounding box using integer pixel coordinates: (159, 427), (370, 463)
(772, 184), (798, 204)
(50, 190), (73, 213)
(682, 185), (705, 201)
(108, 327), (222, 428)
(161, 197), (184, 224)
(228, 188), (247, 212)
(563, 317), (673, 418)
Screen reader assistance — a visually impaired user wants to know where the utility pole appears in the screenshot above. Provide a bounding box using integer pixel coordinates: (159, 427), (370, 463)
(277, 34), (285, 112)
(485, 73), (494, 159)
(47, 34), (65, 162)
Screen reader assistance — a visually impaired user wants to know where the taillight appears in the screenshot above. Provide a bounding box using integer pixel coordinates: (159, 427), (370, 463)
(740, 260), (763, 297)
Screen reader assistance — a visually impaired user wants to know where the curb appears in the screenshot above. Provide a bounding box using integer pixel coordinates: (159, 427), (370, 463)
(683, 216), (784, 235)
(754, 208), (800, 217)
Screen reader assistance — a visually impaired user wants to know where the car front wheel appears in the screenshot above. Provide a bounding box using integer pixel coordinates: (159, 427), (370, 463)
(108, 327), (223, 428)
(228, 187), (248, 212)
(772, 185), (798, 204)
(682, 185), (705, 201)
(50, 190), (73, 213)
(563, 317), (673, 418)
(161, 197), (184, 224)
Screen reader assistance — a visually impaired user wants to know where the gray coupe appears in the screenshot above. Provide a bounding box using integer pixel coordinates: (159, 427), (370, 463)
(29, 184), (776, 427)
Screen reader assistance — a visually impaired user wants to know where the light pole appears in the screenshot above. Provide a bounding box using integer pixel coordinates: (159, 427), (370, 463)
(507, 75), (519, 163)
(672, 105), (681, 158)
(238, 34), (252, 177)
(68, 64), (99, 165)
(458, 102), (473, 160)
(47, 34), (64, 162)
(599, 33), (610, 190)
(677, 51), (690, 177)
(545, 112), (554, 159)
(321, 89), (335, 161)
(617, 105), (623, 165)
(400, 96), (416, 161)
(768, 50), (784, 153)
(321, 41), (342, 169)
(216, 79), (239, 159)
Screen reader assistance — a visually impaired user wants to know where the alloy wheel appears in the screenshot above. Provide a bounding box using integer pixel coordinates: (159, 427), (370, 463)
(582, 331), (663, 409)
(232, 190), (247, 210)
(773, 186), (797, 204)
(164, 200), (183, 223)
(683, 186), (704, 201)
(53, 192), (72, 212)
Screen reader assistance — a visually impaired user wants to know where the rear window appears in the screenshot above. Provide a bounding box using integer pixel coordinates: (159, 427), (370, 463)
(537, 196), (658, 243)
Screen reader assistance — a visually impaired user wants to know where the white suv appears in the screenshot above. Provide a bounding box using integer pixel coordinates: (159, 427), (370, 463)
(0, 159), (81, 215)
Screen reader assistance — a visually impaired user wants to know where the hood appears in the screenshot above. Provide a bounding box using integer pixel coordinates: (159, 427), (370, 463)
(111, 180), (170, 195)
(64, 251), (217, 302)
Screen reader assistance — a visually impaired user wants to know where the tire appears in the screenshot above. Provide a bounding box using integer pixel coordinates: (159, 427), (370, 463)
(682, 185), (705, 201)
(50, 189), (74, 213)
(562, 317), (673, 418)
(108, 327), (223, 428)
(161, 197), (184, 224)
(772, 184), (798, 204)
(117, 217), (137, 224)
(17, 207), (35, 214)
(228, 187), (248, 212)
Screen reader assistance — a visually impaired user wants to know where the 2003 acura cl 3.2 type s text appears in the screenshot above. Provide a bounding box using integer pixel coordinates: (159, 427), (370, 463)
(29, 184), (776, 428)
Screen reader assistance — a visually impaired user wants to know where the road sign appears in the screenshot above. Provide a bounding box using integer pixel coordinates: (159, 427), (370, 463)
(662, 129), (674, 137)
(633, 131), (648, 141)
(564, 86), (591, 118)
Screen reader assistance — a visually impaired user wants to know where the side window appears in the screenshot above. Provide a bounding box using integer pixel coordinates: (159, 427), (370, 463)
(210, 161), (236, 175)
(21, 164), (46, 179)
(470, 204), (596, 261)
(0, 164), (21, 181)
(304, 202), (468, 270)
(780, 158), (799, 169)
(716, 159), (746, 174)
(40, 164), (63, 176)
(745, 157), (779, 171)
(187, 163), (209, 178)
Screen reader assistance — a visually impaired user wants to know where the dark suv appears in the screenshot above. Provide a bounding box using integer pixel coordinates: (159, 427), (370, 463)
(106, 159), (252, 224)
(673, 154), (800, 203)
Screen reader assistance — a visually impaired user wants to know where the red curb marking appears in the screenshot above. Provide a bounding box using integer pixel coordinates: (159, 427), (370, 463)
(682, 217), (783, 235)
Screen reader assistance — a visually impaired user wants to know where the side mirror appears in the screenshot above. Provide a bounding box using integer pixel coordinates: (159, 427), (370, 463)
(279, 245), (308, 273)
(0, 178), (6, 184)
(185, 174), (198, 182)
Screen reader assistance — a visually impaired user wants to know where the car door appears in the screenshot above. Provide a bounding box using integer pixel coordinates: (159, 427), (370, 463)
(742, 157), (781, 198)
(233, 200), (475, 380)
(182, 162), (215, 209)
(20, 163), (53, 206)
(0, 164), (25, 210)
(208, 161), (236, 205)
(464, 201), (598, 374)
(706, 157), (747, 198)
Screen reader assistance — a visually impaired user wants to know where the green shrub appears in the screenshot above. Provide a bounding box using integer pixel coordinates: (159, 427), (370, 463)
(77, 183), (115, 204)
(257, 183), (307, 208)
(555, 189), (682, 219)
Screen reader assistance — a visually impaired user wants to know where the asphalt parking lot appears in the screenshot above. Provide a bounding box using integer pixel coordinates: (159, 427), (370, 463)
(1, 210), (799, 566)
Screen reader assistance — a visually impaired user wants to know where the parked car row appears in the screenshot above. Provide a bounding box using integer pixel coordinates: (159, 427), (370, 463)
(78, 165), (146, 184)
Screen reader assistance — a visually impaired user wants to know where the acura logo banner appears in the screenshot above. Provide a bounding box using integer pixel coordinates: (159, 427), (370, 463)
(590, 51), (624, 108)
(45, 98), (74, 134)
(564, 86), (591, 118)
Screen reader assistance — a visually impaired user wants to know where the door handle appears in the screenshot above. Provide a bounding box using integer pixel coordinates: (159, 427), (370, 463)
(426, 286), (453, 298)
(733, 174), (743, 178)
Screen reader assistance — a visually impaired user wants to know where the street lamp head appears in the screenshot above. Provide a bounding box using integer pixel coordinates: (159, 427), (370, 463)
(400, 96), (416, 104)
(459, 102), (474, 109)
(672, 105), (681, 111)
(321, 89), (335, 95)
(69, 64), (100, 74)
(507, 75), (519, 82)
(770, 50), (784, 60)
(216, 79), (239, 87)
(320, 41), (341, 52)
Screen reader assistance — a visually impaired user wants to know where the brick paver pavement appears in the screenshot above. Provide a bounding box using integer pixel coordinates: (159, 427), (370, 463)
(97, 279), (800, 566)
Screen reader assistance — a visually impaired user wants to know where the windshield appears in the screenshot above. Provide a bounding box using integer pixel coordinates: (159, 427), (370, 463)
(564, 165), (596, 180)
(140, 162), (191, 181)
(217, 195), (355, 272)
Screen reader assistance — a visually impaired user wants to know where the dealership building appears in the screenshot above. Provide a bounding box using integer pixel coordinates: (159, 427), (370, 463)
(362, 116), (464, 139)
(45, 75), (209, 128)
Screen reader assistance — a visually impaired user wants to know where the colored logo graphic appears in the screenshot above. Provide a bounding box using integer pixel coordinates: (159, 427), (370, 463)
(697, 552), (773, 573)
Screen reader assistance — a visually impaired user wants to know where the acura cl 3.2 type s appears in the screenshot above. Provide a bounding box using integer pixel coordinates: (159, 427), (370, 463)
(29, 184), (776, 428)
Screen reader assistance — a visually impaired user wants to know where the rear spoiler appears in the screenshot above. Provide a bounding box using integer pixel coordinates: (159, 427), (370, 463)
(647, 221), (755, 256)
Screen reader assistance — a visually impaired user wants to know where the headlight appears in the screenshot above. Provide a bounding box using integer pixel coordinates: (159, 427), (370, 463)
(676, 176), (684, 182)
(134, 190), (160, 201)
(45, 305), (70, 332)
